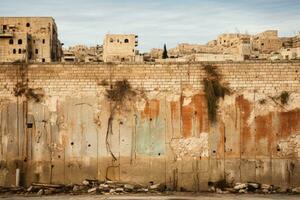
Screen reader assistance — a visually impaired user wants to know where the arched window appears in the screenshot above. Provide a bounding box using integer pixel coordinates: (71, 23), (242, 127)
(13, 49), (16, 54)
(26, 23), (30, 27)
(124, 39), (129, 43)
(9, 39), (13, 45)
(110, 38), (114, 43)
(18, 39), (22, 45)
(18, 49), (22, 54)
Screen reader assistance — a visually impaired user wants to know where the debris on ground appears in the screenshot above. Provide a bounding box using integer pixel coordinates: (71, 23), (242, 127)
(0, 179), (299, 196)
(208, 181), (300, 194)
(0, 180), (167, 196)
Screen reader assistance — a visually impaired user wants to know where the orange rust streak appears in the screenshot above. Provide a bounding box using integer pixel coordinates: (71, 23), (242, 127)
(192, 94), (209, 133)
(255, 113), (273, 156)
(170, 101), (178, 121)
(141, 99), (160, 120)
(279, 108), (300, 138)
(236, 95), (253, 157)
(182, 104), (193, 138)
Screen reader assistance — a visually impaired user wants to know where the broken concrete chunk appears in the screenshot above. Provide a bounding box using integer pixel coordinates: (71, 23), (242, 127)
(88, 187), (98, 193)
(124, 184), (134, 190)
(82, 180), (90, 186)
(115, 187), (124, 193)
(72, 185), (80, 192)
(37, 189), (44, 196)
(27, 186), (33, 192)
(292, 187), (300, 193)
(234, 183), (247, 190)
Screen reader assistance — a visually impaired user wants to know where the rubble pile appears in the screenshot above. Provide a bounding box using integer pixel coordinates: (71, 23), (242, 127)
(208, 181), (300, 194)
(0, 180), (167, 196)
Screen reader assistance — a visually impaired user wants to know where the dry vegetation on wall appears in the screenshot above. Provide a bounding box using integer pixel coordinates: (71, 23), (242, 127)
(259, 91), (291, 108)
(203, 65), (231, 123)
(13, 63), (44, 103)
(105, 79), (136, 161)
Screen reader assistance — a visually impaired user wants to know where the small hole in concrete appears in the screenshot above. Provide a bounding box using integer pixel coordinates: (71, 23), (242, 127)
(71, 142), (74, 146)
(119, 121), (123, 125)
(212, 150), (216, 153)
(58, 155), (61, 159)
(150, 118), (152, 121)
(51, 164), (54, 168)
(23, 158), (27, 162)
(88, 144), (91, 147)
(158, 153), (161, 156)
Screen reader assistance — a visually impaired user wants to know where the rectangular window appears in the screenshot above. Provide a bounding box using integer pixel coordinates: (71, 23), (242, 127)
(35, 49), (38, 54)
(42, 39), (45, 44)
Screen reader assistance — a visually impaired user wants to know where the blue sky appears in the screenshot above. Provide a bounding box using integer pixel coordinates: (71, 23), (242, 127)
(1, 0), (299, 52)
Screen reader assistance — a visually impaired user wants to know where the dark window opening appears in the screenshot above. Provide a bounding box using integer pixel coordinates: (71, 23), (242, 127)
(18, 39), (22, 45)
(13, 49), (16, 54)
(42, 39), (45, 44)
(261, 43), (264, 46)
(110, 38), (113, 43)
(3, 25), (7, 30)
(26, 23), (30, 27)
(35, 49), (38, 54)
(18, 49), (22, 54)
(42, 58), (45, 62)
(9, 39), (13, 45)
(124, 39), (129, 43)
(27, 123), (33, 128)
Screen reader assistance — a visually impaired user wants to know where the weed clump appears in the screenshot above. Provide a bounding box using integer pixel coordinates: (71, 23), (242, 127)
(13, 82), (44, 103)
(203, 65), (230, 123)
(279, 91), (290, 105)
(106, 79), (136, 102)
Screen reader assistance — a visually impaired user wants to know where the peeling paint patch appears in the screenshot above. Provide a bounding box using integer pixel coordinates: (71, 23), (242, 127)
(170, 132), (209, 158)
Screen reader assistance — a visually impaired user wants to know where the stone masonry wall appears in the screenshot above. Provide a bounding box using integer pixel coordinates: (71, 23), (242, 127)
(0, 61), (299, 191)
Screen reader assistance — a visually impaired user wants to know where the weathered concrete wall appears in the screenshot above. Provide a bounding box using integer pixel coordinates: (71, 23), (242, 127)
(0, 61), (299, 191)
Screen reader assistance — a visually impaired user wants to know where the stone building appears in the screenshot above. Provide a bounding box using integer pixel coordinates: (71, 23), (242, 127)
(103, 34), (138, 62)
(62, 44), (103, 63)
(251, 30), (282, 54)
(0, 17), (62, 63)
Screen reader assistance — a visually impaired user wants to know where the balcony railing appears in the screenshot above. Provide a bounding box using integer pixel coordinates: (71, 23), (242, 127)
(0, 30), (14, 38)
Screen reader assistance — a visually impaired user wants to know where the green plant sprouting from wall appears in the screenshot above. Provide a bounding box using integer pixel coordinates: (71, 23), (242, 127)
(105, 79), (136, 162)
(203, 65), (230, 123)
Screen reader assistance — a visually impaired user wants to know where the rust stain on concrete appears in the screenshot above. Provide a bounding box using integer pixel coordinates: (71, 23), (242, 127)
(181, 95), (192, 138)
(236, 95), (254, 157)
(279, 108), (300, 138)
(255, 113), (274, 156)
(192, 94), (208, 133)
(141, 99), (160, 120)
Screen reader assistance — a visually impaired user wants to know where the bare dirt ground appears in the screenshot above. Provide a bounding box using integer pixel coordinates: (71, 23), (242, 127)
(0, 193), (299, 200)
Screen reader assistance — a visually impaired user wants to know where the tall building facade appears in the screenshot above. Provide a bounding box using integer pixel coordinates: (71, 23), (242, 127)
(0, 17), (62, 63)
(103, 34), (138, 62)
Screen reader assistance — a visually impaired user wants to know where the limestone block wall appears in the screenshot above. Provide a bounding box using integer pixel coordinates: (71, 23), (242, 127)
(0, 61), (299, 191)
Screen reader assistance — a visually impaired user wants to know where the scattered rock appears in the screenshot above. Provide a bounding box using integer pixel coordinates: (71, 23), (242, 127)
(37, 189), (44, 196)
(87, 187), (98, 194)
(115, 188), (124, 193)
(234, 183), (247, 190)
(292, 187), (300, 193)
(82, 180), (90, 186)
